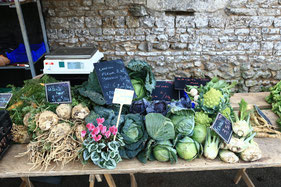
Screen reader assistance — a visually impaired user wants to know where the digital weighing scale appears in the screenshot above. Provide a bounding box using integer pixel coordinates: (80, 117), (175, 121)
(43, 47), (104, 74)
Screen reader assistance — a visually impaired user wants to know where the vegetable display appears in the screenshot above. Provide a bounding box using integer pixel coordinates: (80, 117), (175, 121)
(3, 58), (270, 170)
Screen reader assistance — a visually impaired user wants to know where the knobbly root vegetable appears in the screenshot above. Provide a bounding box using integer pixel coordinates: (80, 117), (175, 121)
(56, 104), (72, 120)
(75, 124), (86, 142)
(219, 150), (239, 163)
(250, 112), (281, 139)
(16, 123), (82, 171)
(71, 104), (90, 120)
(11, 124), (30, 144)
(48, 123), (71, 141)
(38, 111), (59, 131)
(240, 141), (262, 162)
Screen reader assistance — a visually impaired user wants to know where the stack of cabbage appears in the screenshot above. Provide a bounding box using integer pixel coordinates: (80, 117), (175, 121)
(219, 99), (262, 163)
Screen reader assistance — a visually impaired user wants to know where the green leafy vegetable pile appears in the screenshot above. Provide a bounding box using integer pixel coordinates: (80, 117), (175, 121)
(266, 81), (281, 126)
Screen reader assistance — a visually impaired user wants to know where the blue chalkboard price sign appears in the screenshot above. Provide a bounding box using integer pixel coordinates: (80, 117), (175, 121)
(0, 93), (13, 109)
(152, 81), (179, 101)
(211, 113), (233, 144)
(94, 59), (135, 105)
(45, 82), (72, 104)
(254, 105), (272, 125)
(174, 77), (210, 90)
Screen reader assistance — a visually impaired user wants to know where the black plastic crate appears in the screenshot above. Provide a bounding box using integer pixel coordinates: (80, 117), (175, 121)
(0, 110), (12, 160)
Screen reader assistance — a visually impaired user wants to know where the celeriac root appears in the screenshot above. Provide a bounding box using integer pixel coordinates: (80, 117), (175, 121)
(16, 122), (82, 171)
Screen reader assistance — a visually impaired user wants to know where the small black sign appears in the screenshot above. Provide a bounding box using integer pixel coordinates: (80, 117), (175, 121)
(94, 59), (135, 105)
(152, 81), (179, 101)
(0, 93), (13, 108)
(45, 82), (72, 104)
(211, 113), (233, 144)
(254, 105), (272, 125)
(174, 77), (210, 90)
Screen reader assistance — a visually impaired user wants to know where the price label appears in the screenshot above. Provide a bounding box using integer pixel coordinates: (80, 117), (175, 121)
(211, 113), (233, 144)
(45, 82), (72, 104)
(0, 93), (13, 109)
(254, 105), (272, 125)
(112, 88), (134, 105)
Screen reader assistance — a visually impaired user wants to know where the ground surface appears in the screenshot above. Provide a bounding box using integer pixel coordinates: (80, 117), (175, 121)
(0, 167), (280, 187)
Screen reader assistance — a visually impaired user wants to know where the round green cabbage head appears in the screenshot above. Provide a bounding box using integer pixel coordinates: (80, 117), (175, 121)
(192, 124), (207, 144)
(176, 136), (202, 161)
(131, 79), (146, 99)
(153, 145), (170, 162)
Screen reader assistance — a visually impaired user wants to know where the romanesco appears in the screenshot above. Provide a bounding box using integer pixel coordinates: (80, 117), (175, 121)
(195, 111), (212, 127)
(203, 88), (223, 108)
(220, 107), (231, 119)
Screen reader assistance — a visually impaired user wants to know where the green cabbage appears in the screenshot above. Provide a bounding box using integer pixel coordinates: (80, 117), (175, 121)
(119, 114), (148, 159)
(127, 60), (156, 100)
(192, 124), (207, 144)
(145, 113), (175, 141)
(176, 136), (202, 161)
(153, 140), (177, 163)
(131, 79), (146, 100)
(167, 109), (195, 136)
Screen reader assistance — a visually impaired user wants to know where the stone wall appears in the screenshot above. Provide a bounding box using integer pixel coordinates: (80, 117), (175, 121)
(42, 0), (281, 92)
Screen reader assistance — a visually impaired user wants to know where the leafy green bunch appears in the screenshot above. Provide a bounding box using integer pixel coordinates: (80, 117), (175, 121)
(266, 81), (281, 126)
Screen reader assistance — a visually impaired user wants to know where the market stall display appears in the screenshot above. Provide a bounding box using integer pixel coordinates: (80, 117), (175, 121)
(0, 59), (280, 187)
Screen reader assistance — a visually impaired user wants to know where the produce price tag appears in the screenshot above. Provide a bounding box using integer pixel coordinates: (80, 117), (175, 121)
(0, 93), (13, 108)
(174, 77), (210, 90)
(211, 113), (233, 144)
(112, 88), (134, 105)
(45, 82), (72, 104)
(151, 81), (179, 101)
(254, 105), (272, 125)
(94, 59), (135, 105)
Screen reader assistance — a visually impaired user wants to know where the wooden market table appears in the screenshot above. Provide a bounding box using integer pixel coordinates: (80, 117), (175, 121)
(0, 92), (280, 187)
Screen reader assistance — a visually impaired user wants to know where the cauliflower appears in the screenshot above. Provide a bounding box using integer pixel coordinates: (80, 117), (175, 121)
(203, 88), (223, 108)
(195, 111), (212, 127)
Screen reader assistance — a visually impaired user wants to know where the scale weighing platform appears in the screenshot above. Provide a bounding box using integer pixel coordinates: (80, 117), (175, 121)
(43, 47), (104, 74)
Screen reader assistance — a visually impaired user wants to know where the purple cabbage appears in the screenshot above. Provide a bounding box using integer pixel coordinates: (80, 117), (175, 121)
(129, 99), (150, 115)
(146, 100), (170, 116)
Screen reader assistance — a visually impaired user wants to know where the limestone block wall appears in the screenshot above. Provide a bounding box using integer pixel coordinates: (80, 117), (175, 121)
(42, 0), (281, 92)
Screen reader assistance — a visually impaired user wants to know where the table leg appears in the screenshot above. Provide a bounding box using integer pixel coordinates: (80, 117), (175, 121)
(104, 174), (116, 187)
(20, 177), (34, 187)
(95, 174), (102, 182)
(130, 173), (137, 187)
(234, 169), (255, 187)
(89, 175), (95, 187)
